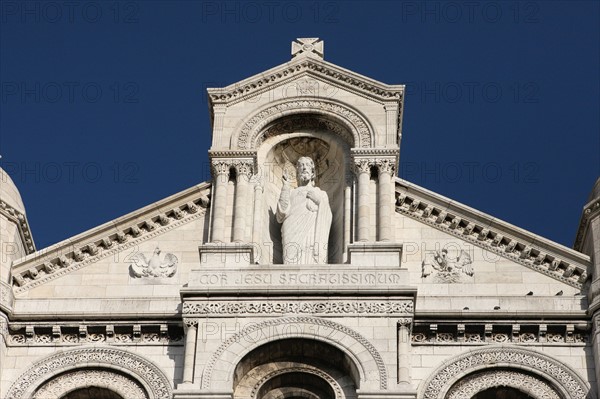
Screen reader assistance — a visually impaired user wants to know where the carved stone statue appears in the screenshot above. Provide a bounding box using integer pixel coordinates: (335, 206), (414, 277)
(276, 157), (332, 264)
(130, 247), (178, 278)
(422, 249), (473, 283)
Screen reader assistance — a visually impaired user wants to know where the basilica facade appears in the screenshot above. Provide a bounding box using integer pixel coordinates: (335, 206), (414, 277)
(1, 38), (599, 399)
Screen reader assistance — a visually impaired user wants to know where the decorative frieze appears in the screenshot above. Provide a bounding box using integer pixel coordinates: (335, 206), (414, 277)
(7, 323), (184, 346)
(447, 370), (561, 399)
(34, 369), (147, 399)
(395, 188), (588, 288)
(207, 57), (403, 105)
(411, 322), (588, 345)
(11, 191), (209, 292)
(183, 300), (413, 316)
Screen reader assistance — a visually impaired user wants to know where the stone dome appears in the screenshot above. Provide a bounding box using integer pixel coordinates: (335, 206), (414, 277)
(0, 166), (26, 214)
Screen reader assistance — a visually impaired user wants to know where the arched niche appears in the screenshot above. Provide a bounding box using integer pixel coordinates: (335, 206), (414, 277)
(6, 347), (171, 399)
(255, 114), (351, 264)
(202, 316), (387, 391)
(418, 346), (590, 399)
(232, 339), (358, 399)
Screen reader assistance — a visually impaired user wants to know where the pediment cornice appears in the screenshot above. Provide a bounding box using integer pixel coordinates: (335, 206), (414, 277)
(395, 178), (591, 289)
(207, 57), (405, 107)
(10, 183), (211, 293)
(0, 201), (35, 254)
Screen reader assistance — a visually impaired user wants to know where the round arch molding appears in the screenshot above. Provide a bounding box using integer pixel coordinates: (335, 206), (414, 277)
(6, 347), (172, 399)
(233, 99), (375, 149)
(418, 346), (590, 399)
(201, 316), (387, 391)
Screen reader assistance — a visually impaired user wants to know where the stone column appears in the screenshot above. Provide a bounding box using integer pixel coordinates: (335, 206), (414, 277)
(343, 184), (352, 259)
(182, 319), (198, 384)
(376, 159), (395, 242)
(233, 161), (252, 242)
(397, 318), (412, 384)
(210, 161), (230, 243)
(354, 160), (371, 242)
(252, 184), (263, 245)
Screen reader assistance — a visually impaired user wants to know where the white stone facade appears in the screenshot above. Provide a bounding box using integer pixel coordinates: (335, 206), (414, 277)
(1, 38), (598, 399)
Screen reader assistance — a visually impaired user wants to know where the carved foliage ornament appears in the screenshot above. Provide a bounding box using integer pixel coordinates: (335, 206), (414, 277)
(183, 300), (413, 315)
(236, 100), (373, 149)
(6, 347), (172, 399)
(447, 370), (560, 399)
(420, 347), (589, 399)
(34, 369), (147, 399)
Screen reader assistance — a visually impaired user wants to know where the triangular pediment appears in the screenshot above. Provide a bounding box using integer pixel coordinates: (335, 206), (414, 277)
(10, 182), (212, 295)
(395, 178), (591, 289)
(207, 55), (405, 109)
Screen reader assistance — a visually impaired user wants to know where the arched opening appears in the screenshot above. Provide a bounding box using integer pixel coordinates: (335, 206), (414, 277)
(62, 387), (124, 399)
(257, 372), (335, 399)
(232, 338), (358, 399)
(472, 387), (535, 399)
(256, 115), (352, 264)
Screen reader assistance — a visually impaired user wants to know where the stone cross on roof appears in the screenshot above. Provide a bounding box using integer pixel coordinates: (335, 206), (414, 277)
(291, 38), (324, 59)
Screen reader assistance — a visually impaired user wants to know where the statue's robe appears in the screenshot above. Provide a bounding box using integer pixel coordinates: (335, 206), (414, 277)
(277, 184), (332, 264)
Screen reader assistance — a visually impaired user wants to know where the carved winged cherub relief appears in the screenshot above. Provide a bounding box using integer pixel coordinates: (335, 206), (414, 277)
(422, 249), (473, 283)
(276, 157), (332, 264)
(130, 247), (178, 278)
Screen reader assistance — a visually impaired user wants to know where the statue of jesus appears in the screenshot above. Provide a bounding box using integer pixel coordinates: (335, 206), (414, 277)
(276, 157), (332, 264)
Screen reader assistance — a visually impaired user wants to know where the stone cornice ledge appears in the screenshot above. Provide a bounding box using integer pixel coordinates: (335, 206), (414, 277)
(0, 201), (35, 254)
(573, 195), (600, 252)
(395, 178), (590, 289)
(207, 56), (405, 106)
(10, 182), (211, 293)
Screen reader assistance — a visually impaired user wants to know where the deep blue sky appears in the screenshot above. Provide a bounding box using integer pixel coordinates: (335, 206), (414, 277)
(1, 1), (599, 250)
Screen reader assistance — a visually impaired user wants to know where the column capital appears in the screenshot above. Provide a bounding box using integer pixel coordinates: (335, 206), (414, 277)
(398, 318), (413, 328)
(184, 318), (199, 328)
(234, 160), (254, 179)
(211, 160), (232, 177)
(353, 159), (372, 175)
(375, 158), (396, 175)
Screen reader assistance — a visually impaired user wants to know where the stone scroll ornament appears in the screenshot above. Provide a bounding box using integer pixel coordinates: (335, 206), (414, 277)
(422, 249), (473, 283)
(129, 247), (178, 278)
